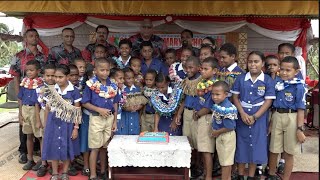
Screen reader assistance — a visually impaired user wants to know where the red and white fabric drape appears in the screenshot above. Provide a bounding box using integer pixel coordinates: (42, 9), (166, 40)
(22, 15), (313, 59)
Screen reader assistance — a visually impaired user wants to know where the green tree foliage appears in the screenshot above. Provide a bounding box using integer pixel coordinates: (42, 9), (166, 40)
(307, 42), (319, 80)
(0, 23), (23, 67)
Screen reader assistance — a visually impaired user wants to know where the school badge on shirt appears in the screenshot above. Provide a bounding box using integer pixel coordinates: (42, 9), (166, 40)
(199, 97), (206, 105)
(285, 92), (293, 102)
(257, 86), (265, 96)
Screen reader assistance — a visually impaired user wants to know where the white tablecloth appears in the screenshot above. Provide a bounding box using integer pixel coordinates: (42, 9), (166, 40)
(108, 135), (192, 168)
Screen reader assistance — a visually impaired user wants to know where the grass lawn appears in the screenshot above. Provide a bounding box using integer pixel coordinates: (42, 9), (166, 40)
(0, 87), (18, 113)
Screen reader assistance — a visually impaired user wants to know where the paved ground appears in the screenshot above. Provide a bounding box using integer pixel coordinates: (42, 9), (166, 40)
(0, 111), (318, 179)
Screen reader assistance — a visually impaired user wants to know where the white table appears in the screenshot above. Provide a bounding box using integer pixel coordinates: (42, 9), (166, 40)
(108, 135), (192, 179)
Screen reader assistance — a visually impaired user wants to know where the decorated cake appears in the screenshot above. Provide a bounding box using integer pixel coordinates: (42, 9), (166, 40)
(137, 132), (169, 144)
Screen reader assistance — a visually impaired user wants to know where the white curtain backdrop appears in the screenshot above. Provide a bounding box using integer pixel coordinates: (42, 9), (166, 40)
(247, 23), (301, 41)
(35, 21), (84, 36)
(174, 20), (247, 34)
(31, 16), (311, 44)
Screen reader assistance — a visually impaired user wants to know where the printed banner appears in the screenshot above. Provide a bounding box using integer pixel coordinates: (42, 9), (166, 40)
(108, 33), (226, 49)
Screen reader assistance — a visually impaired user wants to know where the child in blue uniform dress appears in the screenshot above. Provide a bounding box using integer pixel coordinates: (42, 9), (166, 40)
(63, 64), (82, 176)
(121, 67), (144, 135)
(78, 63), (94, 176)
(153, 73), (182, 136)
(110, 68), (126, 135)
(35, 64), (56, 177)
(231, 51), (276, 180)
(268, 56), (306, 180)
(42, 65), (82, 180)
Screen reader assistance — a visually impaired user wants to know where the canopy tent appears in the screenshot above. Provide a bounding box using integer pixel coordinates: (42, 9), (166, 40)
(20, 14), (314, 60)
(1, 1), (318, 59)
(0, 1), (318, 17)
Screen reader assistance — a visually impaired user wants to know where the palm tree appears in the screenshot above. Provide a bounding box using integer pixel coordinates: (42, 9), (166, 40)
(0, 23), (22, 67)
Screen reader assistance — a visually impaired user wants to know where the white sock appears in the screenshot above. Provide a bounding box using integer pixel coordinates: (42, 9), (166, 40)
(279, 159), (285, 163)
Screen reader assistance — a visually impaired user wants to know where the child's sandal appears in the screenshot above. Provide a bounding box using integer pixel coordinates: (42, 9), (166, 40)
(61, 173), (70, 180)
(50, 174), (59, 180)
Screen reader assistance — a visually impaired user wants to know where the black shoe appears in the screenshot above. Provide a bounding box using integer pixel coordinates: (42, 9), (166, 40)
(247, 176), (255, 180)
(267, 174), (281, 180)
(264, 166), (270, 177)
(99, 172), (108, 180)
(277, 162), (285, 174)
(49, 167), (53, 175)
(191, 168), (203, 178)
(255, 168), (263, 178)
(237, 175), (244, 180)
(37, 164), (48, 177)
(68, 165), (79, 176)
(88, 177), (99, 180)
(82, 168), (90, 176)
(32, 160), (42, 171)
(18, 153), (27, 164)
(231, 172), (238, 180)
(212, 168), (222, 177)
(22, 160), (36, 170)
(212, 160), (221, 172)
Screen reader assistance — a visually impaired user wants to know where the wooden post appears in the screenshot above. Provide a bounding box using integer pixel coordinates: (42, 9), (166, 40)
(225, 32), (248, 70)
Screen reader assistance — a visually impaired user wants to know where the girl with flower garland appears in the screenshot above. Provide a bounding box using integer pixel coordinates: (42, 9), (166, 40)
(121, 67), (148, 135)
(152, 73), (183, 136)
(42, 65), (82, 180)
(141, 69), (158, 132)
(110, 68), (126, 135)
(168, 47), (192, 83)
(231, 51), (275, 180)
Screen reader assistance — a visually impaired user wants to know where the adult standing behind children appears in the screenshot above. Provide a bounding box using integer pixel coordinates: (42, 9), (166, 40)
(9, 28), (46, 165)
(129, 19), (167, 60)
(82, 25), (118, 63)
(47, 28), (82, 66)
(176, 29), (200, 60)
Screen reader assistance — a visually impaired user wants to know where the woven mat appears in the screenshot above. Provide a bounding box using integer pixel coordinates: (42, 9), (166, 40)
(293, 136), (319, 172)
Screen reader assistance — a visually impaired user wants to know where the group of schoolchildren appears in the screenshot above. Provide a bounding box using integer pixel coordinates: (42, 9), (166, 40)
(18, 32), (306, 180)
